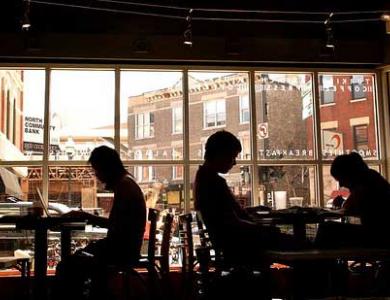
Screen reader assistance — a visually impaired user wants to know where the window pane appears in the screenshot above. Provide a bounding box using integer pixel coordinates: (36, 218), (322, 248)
(0, 166), (42, 205)
(319, 75), (335, 105)
(130, 165), (184, 214)
(189, 71), (251, 160)
(255, 73), (314, 160)
(190, 165), (252, 210)
(49, 70), (115, 161)
(121, 71), (183, 160)
(0, 69), (45, 161)
(318, 73), (377, 160)
(258, 165), (317, 207)
(47, 166), (103, 212)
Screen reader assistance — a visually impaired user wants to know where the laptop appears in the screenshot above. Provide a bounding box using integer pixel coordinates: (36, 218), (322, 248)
(36, 187), (50, 217)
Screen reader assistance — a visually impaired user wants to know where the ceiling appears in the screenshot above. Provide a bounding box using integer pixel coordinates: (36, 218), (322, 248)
(1, 0), (389, 39)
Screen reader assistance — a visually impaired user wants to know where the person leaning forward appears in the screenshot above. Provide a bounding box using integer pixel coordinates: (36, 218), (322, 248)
(194, 130), (298, 267)
(55, 145), (146, 300)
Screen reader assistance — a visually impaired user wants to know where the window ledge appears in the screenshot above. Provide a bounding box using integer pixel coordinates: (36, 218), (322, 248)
(320, 103), (336, 107)
(203, 125), (226, 130)
(350, 98), (367, 103)
(135, 136), (155, 141)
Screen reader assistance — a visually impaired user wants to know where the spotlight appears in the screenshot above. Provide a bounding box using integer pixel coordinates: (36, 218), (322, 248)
(381, 13), (390, 34)
(183, 9), (193, 47)
(381, 13), (390, 21)
(325, 26), (335, 49)
(324, 13), (335, 49)
(21, 0), (31, 31)
(183, 28), (193, 46)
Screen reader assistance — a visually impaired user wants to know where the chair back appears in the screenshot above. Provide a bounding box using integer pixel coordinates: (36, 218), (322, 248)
(179, 213), (195, 274)
(147, 208), (159, 265)
(159, 213), (174, 274)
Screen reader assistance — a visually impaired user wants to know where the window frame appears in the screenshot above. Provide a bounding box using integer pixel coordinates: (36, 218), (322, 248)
(0, 67), (383, 214)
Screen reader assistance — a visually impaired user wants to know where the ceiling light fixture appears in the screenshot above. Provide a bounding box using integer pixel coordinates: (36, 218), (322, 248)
(324, 13), (335, 49)
(183, 9), (193, 46)
(21, 0), (31, 31)
(381, 13), (390, 34)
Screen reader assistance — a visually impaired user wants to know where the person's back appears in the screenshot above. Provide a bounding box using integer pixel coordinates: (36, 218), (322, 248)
(348, 168), (390, 244)
(194, 131), (281, 265)
(317, 152), (390, 248)
(106, 174), (146, 265)
(194, 164), (249, 251)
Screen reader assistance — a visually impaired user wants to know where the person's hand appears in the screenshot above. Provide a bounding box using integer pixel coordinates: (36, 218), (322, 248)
(332, 196), (345, 209)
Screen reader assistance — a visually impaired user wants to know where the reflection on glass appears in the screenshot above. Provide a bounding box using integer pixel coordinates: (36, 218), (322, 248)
(190, 165), (252, 209)
(49, 70), (115, 161)
(189, 71), (251, 160)
(318, 73), (378, 160)
(0, 70), (45, 161)
(120, 71), (183, 160)
(255, 73), (314, 160)
(257, 165), (317, 208)
(129, 165), (184, 214)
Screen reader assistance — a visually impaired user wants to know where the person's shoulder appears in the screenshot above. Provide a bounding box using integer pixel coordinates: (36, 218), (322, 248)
(117, 175), (143, 197)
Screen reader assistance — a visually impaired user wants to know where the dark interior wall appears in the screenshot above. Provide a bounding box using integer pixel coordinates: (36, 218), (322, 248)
(0, 32), (387, 68)
(0, 1), (389, 67)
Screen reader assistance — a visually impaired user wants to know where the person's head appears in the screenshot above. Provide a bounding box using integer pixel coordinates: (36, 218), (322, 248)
(88, 146), (127, 189)
(204, 130), (242, 173)
(330, 152), (369, 189)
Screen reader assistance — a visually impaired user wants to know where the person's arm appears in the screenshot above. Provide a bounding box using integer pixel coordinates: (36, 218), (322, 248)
(62, 210), (109, 227)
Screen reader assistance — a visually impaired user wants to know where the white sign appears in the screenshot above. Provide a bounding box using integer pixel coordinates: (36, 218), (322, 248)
(302, 92), (313, 120)
(23, 115), (59, 152)
(258, 122), (269, 139)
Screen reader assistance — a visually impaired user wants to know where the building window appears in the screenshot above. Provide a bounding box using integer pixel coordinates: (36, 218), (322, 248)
(239, 134), (251, 159)
(135, 112), (154, 139)
(319, 75), (335, 105)
(351, 75), (365, 100)
(239, 95), (250, 124)
(172, 148), (183, 180)
(172, 106), (182, 134)
(203, 99), (226, 128)
(353, 125), (369, 151)
(134, 149), (154, 182)
(6, 90), (11, 140)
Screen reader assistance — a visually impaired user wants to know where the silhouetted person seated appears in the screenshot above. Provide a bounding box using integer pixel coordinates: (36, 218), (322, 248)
(56, 146), (146, 299)
(194, 130), (299, 267)
(316, 152), (390, 248)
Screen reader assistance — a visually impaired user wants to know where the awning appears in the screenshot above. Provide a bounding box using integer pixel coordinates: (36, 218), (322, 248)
(0, 167), (23, 197)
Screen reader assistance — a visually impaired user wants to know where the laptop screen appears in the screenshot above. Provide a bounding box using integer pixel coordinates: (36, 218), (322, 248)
(36, 187), (50, 217)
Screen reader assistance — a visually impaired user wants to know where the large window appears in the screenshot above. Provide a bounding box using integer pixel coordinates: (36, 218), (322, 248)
(255, 73), (314, 160)
(319, 73), (377, 159)
(0, 67), (383, 270)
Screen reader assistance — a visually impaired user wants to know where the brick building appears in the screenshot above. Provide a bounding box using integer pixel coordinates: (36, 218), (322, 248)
(127, 73), (308, 210)
(0, 70), (24, 159)
(309, 74), (377, 202)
